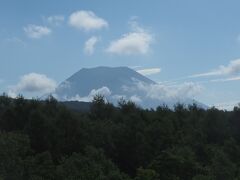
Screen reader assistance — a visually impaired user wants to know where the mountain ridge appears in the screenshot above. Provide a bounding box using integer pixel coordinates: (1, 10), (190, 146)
(52, 66), (207, 109)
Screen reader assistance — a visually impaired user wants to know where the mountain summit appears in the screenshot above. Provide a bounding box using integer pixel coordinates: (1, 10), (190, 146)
(53, 66), (205, 109)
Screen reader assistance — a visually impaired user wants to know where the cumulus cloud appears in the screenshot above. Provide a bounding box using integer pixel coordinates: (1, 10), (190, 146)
(23, 25), (51, 39)
(127, 81), (203, 100)
(47, 15), (65, 26)
(214, 100), (240, 111)
(137, 68), (161, 76)
(89, 86), (111, 97)
(7, 91), (17, 98)
(130, 95), (142, 103)
(106, 31), (153, 55)
(69, 86), (111, 102)
(57, 80), (71, 90)
(68, 94), (91, 102)
(174, 82), (203, 98)
(112, 94), (127, 101)
(84, 36), (99, 55)
(191, 59), (240, 78)
(69, 10), (108, 31)
(106, 20), (153, 55)
(9, 73), (57, 96)
(64, 81), (202, 107)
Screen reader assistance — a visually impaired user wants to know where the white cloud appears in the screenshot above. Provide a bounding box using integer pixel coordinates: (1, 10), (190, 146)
(64, 81), (203, 107)
(7, 91), (17, 98)
(135, 81), (203, 100)
(69, 10), (108, 31)
(23, 25), (51, 39)
(130, 66), (142, 70)
(9, 73), (57, 95)
(191, 59), (240, 78)
(213, 100), (240, 111)
(68, 94), (91, 102)
(211, 76), (240, 82)
(68, 86), (111, 102)
(47, 15), (65, 26)
(84, 36), (99, 55)
(89, 86), (111, 97)
(128, 16), (144, 32)
(175, 82), (203, 98)
(121, 80), (203, 102)
(137, 68), (161, 76)
(112, 94), (127, 101)
(130, 95), (142, 103)
(106, 31), (153, 55)
(57, 80), (71, 90)
(106, 20), (153, 55)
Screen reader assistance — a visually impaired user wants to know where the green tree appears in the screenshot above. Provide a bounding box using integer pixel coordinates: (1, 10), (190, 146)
(56, 146), (129, 180)
(135, 168), (159, 180)
(0, 132), (31, 180)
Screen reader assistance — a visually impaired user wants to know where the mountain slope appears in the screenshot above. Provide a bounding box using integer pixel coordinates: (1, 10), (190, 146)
(55, 66), (155, 99)
(53, 66), (206, 109)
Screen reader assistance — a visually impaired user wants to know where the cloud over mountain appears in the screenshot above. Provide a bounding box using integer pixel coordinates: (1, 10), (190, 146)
(53, 67), (205, 108)
(137, 68), (161, 75)
(68, 86), (111, 102)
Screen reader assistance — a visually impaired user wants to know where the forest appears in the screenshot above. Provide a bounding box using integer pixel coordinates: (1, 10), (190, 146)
(0, 94), (240, 180)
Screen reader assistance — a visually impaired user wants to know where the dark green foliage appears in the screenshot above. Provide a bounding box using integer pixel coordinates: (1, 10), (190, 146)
(0, 94), (240, 179)
(56, 146), (129, 180)
(0, 132), (31, 180)
(135, 168), (159, 180)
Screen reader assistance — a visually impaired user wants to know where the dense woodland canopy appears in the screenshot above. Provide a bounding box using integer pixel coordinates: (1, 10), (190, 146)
(0, 94), (240, 180)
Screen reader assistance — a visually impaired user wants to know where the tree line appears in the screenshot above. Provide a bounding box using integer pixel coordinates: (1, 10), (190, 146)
(0, 94), (240, 179)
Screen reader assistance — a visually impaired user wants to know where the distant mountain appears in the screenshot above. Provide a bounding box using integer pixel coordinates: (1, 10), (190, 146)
(55, 66), (155, 98)
(53, 66), (207, 109)
(61, 101), (91, 112)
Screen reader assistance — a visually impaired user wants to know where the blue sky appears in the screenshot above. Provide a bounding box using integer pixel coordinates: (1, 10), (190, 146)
(1, 0), (240, 109)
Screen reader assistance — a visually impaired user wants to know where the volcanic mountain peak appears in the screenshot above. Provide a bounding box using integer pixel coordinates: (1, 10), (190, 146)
(53, 66), (206, 109)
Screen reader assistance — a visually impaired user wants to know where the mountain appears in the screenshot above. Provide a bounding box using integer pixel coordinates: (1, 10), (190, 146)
(53, 66), (206, 109)
(55, 66), (155, 98)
